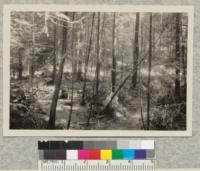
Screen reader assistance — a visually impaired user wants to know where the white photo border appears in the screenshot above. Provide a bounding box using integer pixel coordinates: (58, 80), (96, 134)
(3, 5), (194, 137)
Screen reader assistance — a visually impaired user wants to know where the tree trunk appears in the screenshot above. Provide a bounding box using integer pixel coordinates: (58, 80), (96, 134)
(67, 13), (75, 129)
(31, 13), (35, 78)
(18, 48), (24, 80)
(139, 64), (145, 129)
(29, 13), (35, 88)
(140, 22), (145, 129)
(132, 12), (140, 88)
(111, 12), (117, 92)
(47, 13), (68, 129)
(181, 45), (187, 89)
(81, 13), (95, 105)
(77, 17), (84, 81)
(77, 60), (82, 80)
(52, 21), (57, 84)
(147, 13), (153, 130)
(121, 55), (124, 81)
(175, 13), (181, 100)
(95, 12), (101, 98)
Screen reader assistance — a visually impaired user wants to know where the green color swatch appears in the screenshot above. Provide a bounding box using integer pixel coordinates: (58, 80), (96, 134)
(112, 150), (123, 159)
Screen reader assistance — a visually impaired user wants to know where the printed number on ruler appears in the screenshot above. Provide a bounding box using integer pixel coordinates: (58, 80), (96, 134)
(38, 159), (156, 171)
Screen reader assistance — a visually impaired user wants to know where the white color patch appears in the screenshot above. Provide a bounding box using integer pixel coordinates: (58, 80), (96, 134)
(67, 150), (78, 160)
(141, 140), (155, 149)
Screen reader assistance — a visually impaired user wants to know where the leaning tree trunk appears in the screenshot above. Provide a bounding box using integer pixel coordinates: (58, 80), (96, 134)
(146, 13), (152, 130)
(101, 50), (148, 114)
(132, 12), (140, 88)
(111, 12), (117, 92)
(175, 13), (181, 100)
(47, 13), (68, 129)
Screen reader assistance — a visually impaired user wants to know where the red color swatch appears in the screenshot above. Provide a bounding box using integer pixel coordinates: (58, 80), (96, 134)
(89, 150), (100, 160)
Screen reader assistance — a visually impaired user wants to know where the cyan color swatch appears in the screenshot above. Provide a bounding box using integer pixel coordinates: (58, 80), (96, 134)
(123, 149), (135, 159)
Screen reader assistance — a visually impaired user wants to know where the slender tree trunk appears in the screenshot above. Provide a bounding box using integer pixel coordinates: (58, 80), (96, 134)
(67, 13), (75, 129)
(147, 13), (153, 130)
(18, 48), (24, 80)
(57, 20), (63, 65)
(72, 15), (78, 78)
(77, 17), (84, 81)
(77, 60), (82, 80)
(152, 27), (155, 58)
(159, 15), (163, 58)
(140, 22), (145, 129)
(95, 12), (101, 99)
(111, 12), (116, 92)
(29, 13), (35, 90)
(81, 13), (95, 105)
(139, 64), (145, 129)
(31, 14), (35, 78)
(175, 13), (181, 100)
(121, 55), (124, 81)
(100, 13), (106, 65)
(87, 56), (97, 126)
(100, 13), (106, 41)
(47, 13), (68, 129)
(181, 45), (187, 89)
(52, 22), (57, 84)
(132, 12), (140, 88)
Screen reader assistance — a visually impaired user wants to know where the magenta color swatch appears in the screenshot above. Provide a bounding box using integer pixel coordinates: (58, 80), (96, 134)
(78, 150), (89, 160)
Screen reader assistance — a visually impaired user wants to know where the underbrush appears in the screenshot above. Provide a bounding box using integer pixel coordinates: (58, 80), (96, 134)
(10, 83), (48, 129)
(150, 91), (186, 130)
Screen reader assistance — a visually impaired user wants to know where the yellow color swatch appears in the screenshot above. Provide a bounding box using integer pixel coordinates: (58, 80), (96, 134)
(100, 150), (112, 160)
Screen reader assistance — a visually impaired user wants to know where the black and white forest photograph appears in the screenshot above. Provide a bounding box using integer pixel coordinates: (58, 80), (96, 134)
(5, 6), (192, 134)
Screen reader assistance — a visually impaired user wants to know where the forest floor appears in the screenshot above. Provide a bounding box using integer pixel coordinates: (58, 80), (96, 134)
(10, 72), (145, 130)
(10, 68), (186, 130)
(36, 80), (144, 130)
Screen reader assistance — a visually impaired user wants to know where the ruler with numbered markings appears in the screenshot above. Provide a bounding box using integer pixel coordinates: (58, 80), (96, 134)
(39, 160), (156, 171)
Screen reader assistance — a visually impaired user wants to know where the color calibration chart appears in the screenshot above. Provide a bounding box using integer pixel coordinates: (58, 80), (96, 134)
(38, 140), (156, 171)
